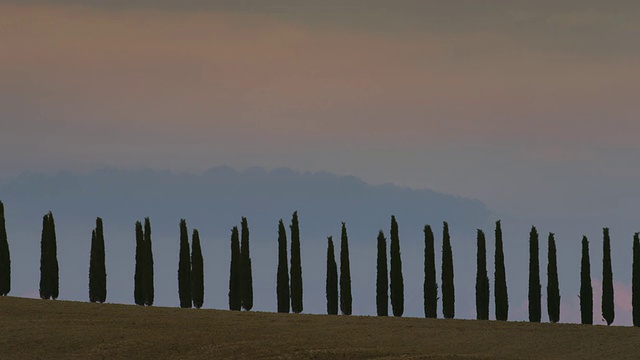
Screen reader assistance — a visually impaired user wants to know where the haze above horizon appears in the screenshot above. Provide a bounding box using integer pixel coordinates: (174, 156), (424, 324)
(2, 1), (639, 220)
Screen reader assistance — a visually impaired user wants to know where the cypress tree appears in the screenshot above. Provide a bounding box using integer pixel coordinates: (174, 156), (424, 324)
(191, 229), (204, 309)
(143, 218), (154, 306)
(441, 221), (455, 319)
(229, 226), (241, 311)
(89, 230), (98, 302)
(96, 218), (106, 303)
(134, 221), (145, 305)
(475, 229), (489, 320)
(390, 215), (404, 317)
(39, 212), (59, 300)
(0, 201), (10, 296)
(340, 222), (352, 315)
(633, 233), (640, 327)
(424, 225), (437, 318)
(326, 236), (338, 315)
(528, 226), (541, 322)
(39, 214), (50, 299)
(290, 211), (303, 314)
(48, 212), (59, 300)
(602, 228), (614, 325)
(240, 217), (253, 311)
(178, 219), (192, 308)
(276, 220), (290, 313)
(494, 220), (509, 321)
(376, 230), (388, 316)
(580, 236), (593, 325)
(547, 233), (560, 323)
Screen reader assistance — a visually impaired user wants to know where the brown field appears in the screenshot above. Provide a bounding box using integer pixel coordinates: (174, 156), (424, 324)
(1, 296), (639, 359)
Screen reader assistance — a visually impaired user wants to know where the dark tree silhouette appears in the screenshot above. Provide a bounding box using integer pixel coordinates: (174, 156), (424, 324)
(528, 226), (541, 323)
(340, 222), (352, 315)
(602, 228), (614, 326)
(475, 229), (489, 320)
(89, 230), (98, 302)
(178, 219), (192, 308)
(547, 233), (560, 323)
(39, 212), (59, 300)
(276, 220), (290, 313)
(240, 217), (253, 311)
(390, 215), (404, 317)
(290, 211), (303, 314)
(441, 221), (455, 319)
(0, 201), (10, 296)
(39, 214), (49, 299)
(49, 212), (59, 300)
(633, 233), (640, 327)
(424, 225), (437, 318)
(580, 236), (593, 325)
(134, 221), (145, 306)
(326, 236), (338, 315)
(143, 218), (154, 306)
(191, 229), (204, 309)
(229, 226), (241, 311)
(95, 218), (107, 303)
(494, 220), (508, 321)
(376, 230), (388, 316)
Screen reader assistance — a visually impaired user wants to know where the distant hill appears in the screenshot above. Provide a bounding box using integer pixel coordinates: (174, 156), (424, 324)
(0, 166), (490, 235)
(0, 167), (492, 316)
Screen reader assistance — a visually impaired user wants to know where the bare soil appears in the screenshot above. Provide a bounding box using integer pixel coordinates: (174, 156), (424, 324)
(1, 296), (639, 359)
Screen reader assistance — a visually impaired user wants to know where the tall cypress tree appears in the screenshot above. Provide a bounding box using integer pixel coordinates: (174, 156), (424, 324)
(95, 217), (106, 303)
(191, 229), (204, 309)
(528, 226), (541, 322)
(178, 219), (192, 308)
(494, 220), (508, 321)
(240, 217), (253, 311)
(89, 230), (98, 302)
(290, 211), (303, 314)
(424, 225), (437, 318)
(376, 230), (388, 316)
(340, 222), (352, 315)
(229, 226), (241, 311)
(276, 220), (290, 313)
(602, 228), (614, 326)
(39, 214), (50, 299)
(547, 233), (560, 323)
(390, 215), (404, 317)
(476, 229), (489, 320)
(326, 236), (338, 315)
(134, 221), (145, 305)
(633, 233), (640, 327)
(441, 221), (455, 319)
(48, 212), (59, 300)
(0, 201), (10, 296)
(39, 212), (59, 300)
(580, 236), (593, 325)
(143, 218), (154, 306)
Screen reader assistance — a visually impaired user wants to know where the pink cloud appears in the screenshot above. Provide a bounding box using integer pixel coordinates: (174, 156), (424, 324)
(509, 279), (637, 326)
(560, 280), (633, 326)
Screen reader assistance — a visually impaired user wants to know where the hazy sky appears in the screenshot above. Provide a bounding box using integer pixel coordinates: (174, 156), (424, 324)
(1, 1), (639, 217)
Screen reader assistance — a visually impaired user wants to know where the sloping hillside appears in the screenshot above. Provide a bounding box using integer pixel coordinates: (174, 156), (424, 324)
(1, 296), (639, 359)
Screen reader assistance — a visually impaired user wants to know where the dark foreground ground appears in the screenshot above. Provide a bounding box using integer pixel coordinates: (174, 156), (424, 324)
(1, 296), (639, 359)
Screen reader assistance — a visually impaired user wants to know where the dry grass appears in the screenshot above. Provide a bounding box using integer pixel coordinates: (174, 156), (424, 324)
(1, 296), (639, 359)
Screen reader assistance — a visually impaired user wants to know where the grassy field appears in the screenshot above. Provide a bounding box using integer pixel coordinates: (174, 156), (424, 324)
(1, 296), (639, 359)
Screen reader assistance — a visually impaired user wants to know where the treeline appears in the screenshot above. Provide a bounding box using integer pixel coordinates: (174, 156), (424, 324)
(2, 200), (640, 326)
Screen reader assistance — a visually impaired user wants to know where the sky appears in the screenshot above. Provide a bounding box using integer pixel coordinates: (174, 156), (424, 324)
(2, 0), (640, 326)
(1, 0), (640, 218)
